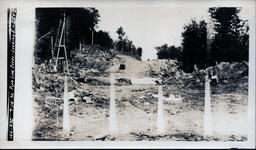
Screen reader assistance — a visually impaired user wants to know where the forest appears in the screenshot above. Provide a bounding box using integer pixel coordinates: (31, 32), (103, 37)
(35, 8), (142, 61)
(156, 7), (249, 72)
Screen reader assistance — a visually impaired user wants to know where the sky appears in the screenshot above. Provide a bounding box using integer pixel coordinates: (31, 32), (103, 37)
(96, 3), (249, 60)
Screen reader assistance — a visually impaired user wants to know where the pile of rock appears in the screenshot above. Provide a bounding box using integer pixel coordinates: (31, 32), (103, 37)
(115, 78), (132, 86)
(216, 61), (248, 83)
(70, 46), (114, 73)
(152, 59), (248, 88)
(84, 78), (110, 86)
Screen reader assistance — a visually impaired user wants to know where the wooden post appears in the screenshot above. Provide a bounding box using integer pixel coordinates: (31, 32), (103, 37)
(204, 75), (213, 136)
(91, 29), (94, 45)
(79, 41), (81, 51)
(157, 85), (165, 134)
(32, 69), (39, 85)
(83, 39), (85, 51)
(203, 18), (213, 137)
(109, 73), (117, 132)
(55, 98), (59, 136)
(63, 76), (70, 133)
(64, 47), (69, 75)
(51, 36), (54, 59)
(206, 18), (213, 68)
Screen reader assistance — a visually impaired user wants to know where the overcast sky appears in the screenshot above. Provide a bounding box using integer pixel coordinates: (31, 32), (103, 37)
(96, 4), (249, 60)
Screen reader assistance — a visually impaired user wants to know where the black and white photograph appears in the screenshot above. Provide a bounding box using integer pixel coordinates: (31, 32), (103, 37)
(0, 0), (255, 149)
(33, 6), (249, 141)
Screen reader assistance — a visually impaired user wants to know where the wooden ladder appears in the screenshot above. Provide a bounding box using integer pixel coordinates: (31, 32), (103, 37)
(54, 13), (69, 75)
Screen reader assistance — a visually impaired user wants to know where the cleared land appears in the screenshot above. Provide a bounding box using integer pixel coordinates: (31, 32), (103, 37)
(32, 50), (248, 141)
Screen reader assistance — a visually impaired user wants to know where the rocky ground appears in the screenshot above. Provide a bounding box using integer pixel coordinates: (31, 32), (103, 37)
(32, 48), (248, 141)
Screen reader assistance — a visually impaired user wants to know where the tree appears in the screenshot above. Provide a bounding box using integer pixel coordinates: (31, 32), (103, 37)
(156, 44), (182, 61)
(137, 47), (143, 58)
(209, 7), (248, 62)
(156, 44), (169, 59)
(115, 26), (142, 60)
(65, 8), (100, 50)
(169, 46), (182, 61)
(94, 30), (113, 49)
(116, 26), (126, 51)
(181, 19), (207, 72)
(35, 8), (101, 60)
(116, 26), (125, 41)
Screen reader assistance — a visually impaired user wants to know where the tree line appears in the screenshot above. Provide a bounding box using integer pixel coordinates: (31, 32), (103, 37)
(156, 7), (249, 73)
(35, 8), (142, 61)
(115, 26), (143, 60)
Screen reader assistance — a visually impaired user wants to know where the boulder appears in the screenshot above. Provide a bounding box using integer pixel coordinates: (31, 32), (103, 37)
(241, 68), (248, 76)
(144, 102), (150, 106)
(115, 78), (132, 85)
(82, 96), (93, 104)
(119, 64), (126, 70)
(68, 90), (77, 101)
